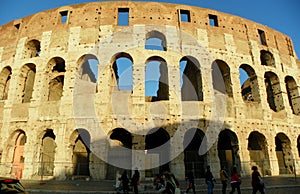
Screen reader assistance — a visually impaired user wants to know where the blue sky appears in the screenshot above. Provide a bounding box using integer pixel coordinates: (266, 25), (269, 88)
(0, 0), (299, 57)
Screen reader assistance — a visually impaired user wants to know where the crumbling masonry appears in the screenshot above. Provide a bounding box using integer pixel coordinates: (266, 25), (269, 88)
(0, 1), (300, 180)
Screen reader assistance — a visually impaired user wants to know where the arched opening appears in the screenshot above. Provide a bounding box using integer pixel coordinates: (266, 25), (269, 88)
(275, 133), (293, 174)
(145, 57), (169, 101)
(12, 131), (27, 179)
(285, 76), (300, 115)
(239, 64), (260, 102)
(145, 128), (170, 177)
(47, 57), (65, 101)
(260, 50), (275, 67)
(183, 128), (207, 178)
(78, 54), (98, 83)
(112, 53), (133, 91)
(247, 131), (271, 175)
(19, 63), (36, 103)
(180, 56), (203, 101)
(212, 60), (233, 97)
(39, 129), (56, 176)
(0, 66), (12, 100)
(218, 129), (241, 174)
(145, 30), (167, 51)
(264, 72), (284, 112)
(23, 39), (41, 58)
(72, 129), (90, 176)
(107, 128), (132, 179)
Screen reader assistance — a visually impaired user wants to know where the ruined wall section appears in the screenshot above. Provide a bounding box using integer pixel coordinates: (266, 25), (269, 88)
(0, 1), (299, 179)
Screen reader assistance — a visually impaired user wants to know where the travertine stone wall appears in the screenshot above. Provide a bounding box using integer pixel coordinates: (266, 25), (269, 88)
(0, 1), (299, 180)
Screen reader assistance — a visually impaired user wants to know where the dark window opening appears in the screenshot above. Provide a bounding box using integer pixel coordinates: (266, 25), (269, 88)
(258, 29), (267, 46)
(14, 23), (20, 30)
(118, 8), (129, 26)
(60, 11), (68, 24)
(180, 9), (191, 22)
(209, 14), (218, 27)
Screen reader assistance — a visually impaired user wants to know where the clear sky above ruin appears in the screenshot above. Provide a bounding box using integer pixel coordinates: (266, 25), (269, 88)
(0, 0), (299, 57)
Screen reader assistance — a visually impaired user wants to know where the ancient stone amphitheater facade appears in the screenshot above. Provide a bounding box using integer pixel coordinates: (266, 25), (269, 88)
(0, 1), (299, 180)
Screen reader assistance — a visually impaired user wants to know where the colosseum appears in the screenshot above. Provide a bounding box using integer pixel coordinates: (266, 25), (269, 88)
(0, 1), (299, 181)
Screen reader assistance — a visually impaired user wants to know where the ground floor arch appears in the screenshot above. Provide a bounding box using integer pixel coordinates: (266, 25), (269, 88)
(39, 129), (56, 176)
(218, 129), (241, 174)
(247, 131), (271, 175)
(145, 128), (170, 177)
(275, 133), (294, 174)
(183, 128), (207, 178)
(70, 129), (90, 177)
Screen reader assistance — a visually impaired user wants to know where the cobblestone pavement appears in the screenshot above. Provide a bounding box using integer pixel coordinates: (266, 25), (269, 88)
(22, 175), (300, 194)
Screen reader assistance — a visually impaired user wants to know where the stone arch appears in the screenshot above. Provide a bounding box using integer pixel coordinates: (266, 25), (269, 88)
(285, 76), (300, 115)
(145, 56), (169, 101)
(39, 129), (56, 176)
(212, 60), (233, 97)
(8, 130), (27, 179)
(260, 50), (275, 67)
(183, 128), (207, 178)
(264, 71), (284, 112)
(247, 131), (271, 175)
(0, 66), (12, 100)
(23, 39), (41, 59)
(239, 64), (260, 102)
(145, 30), (167, 51)
(275, 133), (294, 174)
(77, 54), (98, 83)
(106, 128), (132, 179)
(70, 129), (90, 176)
(218, 129), (241, 174)
(145, 128), (170, 177)
(111, 52), (133, 90)
(46, 57), (65, 101)
(18, 63), (36, 103)
(180, 56), (203, 101)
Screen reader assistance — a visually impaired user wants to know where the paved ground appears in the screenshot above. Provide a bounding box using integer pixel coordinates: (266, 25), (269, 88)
(21, 175), (300, 194)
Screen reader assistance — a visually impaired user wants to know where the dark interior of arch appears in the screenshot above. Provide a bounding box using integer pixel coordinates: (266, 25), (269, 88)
(275, 133), (293, 174)
(218, 129), (241, 173)
(181, 56), (203, 101)
(260, 50), (275, 67)
(110, 128), (132, 149)
(183, 128), (207, 178)
(145, 128), (170, 173)
(212, 60), (232, 97)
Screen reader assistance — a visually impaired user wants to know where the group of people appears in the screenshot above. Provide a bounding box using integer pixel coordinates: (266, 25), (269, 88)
(116, 169), (140, 194)
(153, 171), (180, 194)
(202, 165), (265, 194)
(116, 165), (265, 194)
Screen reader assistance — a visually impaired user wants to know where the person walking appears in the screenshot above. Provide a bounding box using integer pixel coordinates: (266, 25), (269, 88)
(131, 169), (140, 194)
(220, 166), (229, 194)
(251, 166), (265, 194)
(229, 166), (241, 194)
(119, 170), (130, 194)
(184, 171), (196, 194)
(205, 165), (216, 194)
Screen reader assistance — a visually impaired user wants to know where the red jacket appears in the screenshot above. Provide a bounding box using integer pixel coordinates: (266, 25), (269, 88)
(230, 172), (241, 184)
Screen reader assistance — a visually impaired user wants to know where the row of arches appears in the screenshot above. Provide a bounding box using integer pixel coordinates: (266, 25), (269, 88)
(8, 129), (90, 179)
(6, 127), (300, 179)
(1, 52), (299, 115)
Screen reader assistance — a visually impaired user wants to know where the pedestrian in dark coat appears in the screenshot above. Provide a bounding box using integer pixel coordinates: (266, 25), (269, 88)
(251, 166), (265, 194)
(131, 169), (140, 194)
(119, 170), (130, 194)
